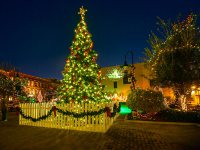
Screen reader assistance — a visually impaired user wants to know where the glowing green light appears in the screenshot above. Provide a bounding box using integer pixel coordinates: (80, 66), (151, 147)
(107, 69), (123, 80)
(120, 105), (132, 114)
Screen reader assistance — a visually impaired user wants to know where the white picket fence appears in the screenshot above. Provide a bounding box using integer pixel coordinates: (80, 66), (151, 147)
(19, 102), (117, 132)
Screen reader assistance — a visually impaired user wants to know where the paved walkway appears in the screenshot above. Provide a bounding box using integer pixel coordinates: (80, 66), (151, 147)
(0, 113), (200, 150)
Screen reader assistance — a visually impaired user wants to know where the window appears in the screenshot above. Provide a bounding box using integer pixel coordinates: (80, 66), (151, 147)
(150, 79), (156, 87)
(31, 81), (34, 86)
(123, 75), (131, 84)
(114, 81), (117, 89)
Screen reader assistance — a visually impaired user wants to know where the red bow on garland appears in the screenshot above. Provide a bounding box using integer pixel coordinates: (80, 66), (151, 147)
(105, 107), (111, 117)
(52, 106), (57, 117)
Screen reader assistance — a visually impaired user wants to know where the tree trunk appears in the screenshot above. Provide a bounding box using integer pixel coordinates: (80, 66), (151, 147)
(174, 88), (181, 109)
(173, 83), (187, 110)
(1, 95), (8, 121)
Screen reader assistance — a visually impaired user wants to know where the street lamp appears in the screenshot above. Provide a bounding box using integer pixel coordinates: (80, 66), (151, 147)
(123, 50), (136, 91)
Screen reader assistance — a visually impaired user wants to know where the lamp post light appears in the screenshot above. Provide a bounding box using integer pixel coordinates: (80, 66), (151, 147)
(123, 50), (136, 91)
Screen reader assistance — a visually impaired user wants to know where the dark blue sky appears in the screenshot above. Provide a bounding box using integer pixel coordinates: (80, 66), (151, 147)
(0, 0), (200, 79)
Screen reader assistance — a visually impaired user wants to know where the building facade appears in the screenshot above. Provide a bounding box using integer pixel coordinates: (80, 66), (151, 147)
(101, 63), (150, 101)
(0, 69), (59, 102)
(101, 63), (200, 109)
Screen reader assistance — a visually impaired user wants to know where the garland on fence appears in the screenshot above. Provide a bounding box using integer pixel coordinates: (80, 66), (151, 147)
(56, 107), (105, 118)
(17, 105), (118, 122)
(18, 107), (53, 122)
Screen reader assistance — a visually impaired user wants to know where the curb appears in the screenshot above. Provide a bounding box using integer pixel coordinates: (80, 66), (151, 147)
(125, 119), (200, 127)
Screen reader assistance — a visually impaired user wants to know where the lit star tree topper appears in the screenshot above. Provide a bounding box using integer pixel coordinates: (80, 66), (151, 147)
(78, 6), (87, 20)
(57, 6), (110, 103)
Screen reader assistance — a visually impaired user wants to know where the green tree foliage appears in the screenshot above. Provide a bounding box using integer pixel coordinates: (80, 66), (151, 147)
(144, 13), (200, 101)
(0, 63), (27, 120)
(126, 89), (164, 113)
(0, 73), (15, 98)
(57, 7), (109, 103)
(0, 63), (27, 101)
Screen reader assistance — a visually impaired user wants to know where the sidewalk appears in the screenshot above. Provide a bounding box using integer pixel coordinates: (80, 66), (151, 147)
(125, 118), (200, 127)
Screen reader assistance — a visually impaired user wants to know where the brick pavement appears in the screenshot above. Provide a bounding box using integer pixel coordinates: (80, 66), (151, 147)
(97, 115), (186, 150)
(0, 112), (199, 150)
(99, 123), (184, 150)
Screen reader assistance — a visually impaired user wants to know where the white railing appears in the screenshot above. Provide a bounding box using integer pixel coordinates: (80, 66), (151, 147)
(19, 101), (117, 132)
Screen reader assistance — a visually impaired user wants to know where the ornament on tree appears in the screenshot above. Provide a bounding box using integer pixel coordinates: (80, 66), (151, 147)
(84, 51), (88, 56)
(92, 57), (96, 62)
(98, 71), (101, 79)
(65, 65), (69, 71)
(90, 42), (93, 49)
(76, 47), (80, 51)
(76, 54), (80, 60)
(83, 96), (88, 100)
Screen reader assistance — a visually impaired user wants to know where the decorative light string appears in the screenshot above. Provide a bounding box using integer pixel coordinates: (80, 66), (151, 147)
(148, 14), (200, 71)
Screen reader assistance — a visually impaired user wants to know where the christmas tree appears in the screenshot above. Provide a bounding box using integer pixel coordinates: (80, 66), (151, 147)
(57, 6), (109, 103)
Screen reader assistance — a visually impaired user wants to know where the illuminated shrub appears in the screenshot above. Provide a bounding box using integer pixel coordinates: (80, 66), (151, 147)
(126, 88), (165, 113)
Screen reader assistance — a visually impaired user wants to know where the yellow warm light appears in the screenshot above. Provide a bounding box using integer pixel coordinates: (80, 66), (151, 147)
(191, 90), (195, 95)
(114, 93), (118, 98)
(191, 85), (196, 89)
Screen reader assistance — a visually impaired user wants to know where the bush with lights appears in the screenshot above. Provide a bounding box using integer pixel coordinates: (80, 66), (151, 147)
(126, 88), (165, 114)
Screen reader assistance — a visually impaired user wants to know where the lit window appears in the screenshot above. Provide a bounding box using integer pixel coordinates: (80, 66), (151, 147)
(114, 81), (117, 88)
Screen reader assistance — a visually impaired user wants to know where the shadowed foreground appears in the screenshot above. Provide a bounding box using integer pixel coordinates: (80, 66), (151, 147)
(0, 112), (200, 150)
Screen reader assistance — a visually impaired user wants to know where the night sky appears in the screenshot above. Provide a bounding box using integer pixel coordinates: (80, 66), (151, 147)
(0, 0), (200, 79)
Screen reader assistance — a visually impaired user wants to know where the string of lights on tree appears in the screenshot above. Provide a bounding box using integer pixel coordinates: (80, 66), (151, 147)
(147, 14), (200, 72)
(57, 6), (110, 103)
